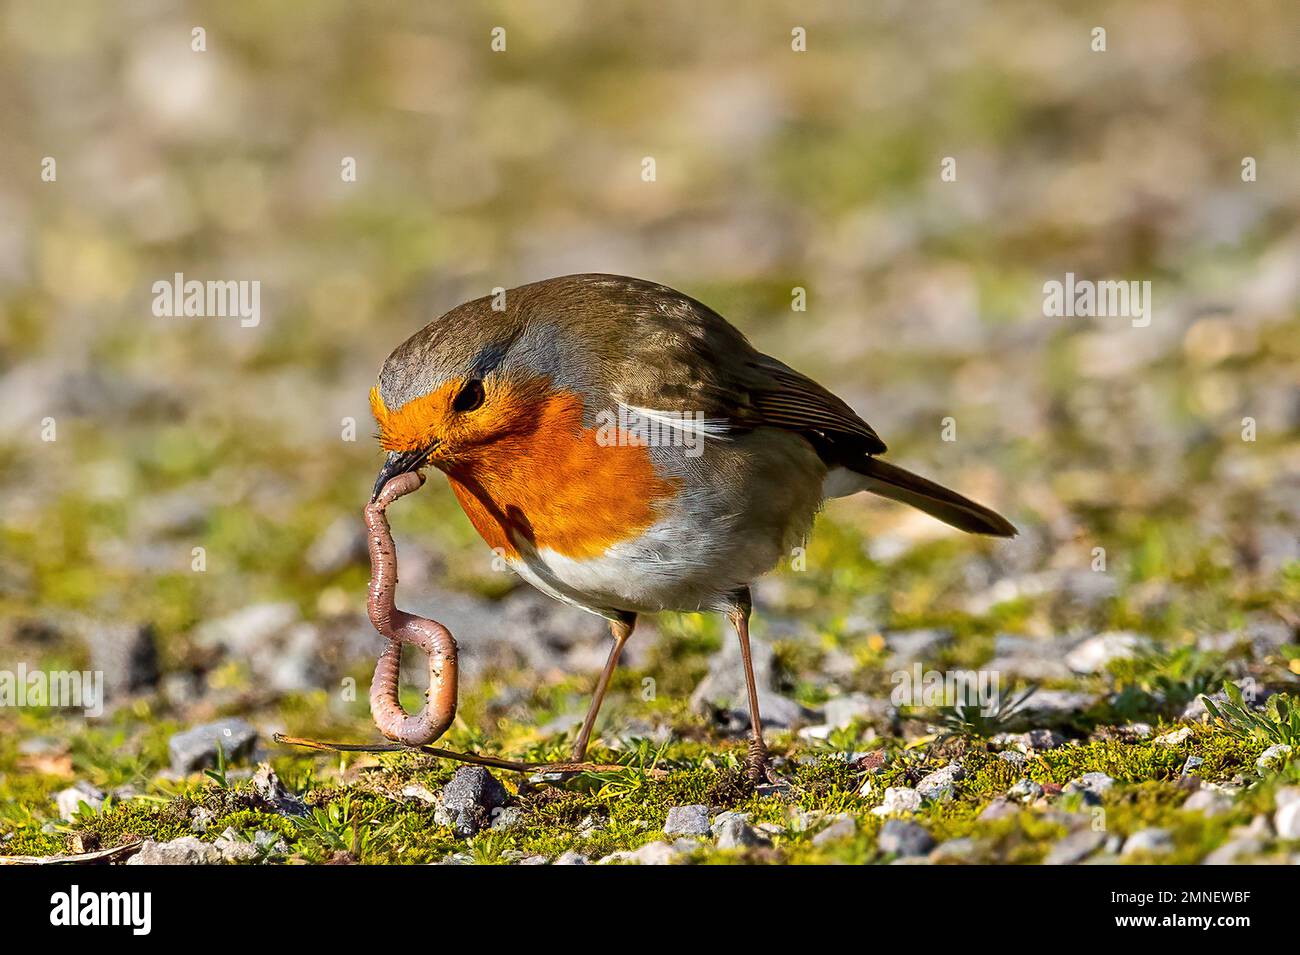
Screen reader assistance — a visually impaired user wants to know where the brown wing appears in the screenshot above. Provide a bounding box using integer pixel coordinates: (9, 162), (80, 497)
(539, 274), (886, 464)
(744, 355), (886, 458)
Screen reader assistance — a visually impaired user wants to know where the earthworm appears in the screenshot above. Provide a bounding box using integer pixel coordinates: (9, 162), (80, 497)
(365, 471), (458, 747)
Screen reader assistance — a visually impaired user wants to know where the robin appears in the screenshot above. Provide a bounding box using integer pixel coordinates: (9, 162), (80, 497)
(369, 273), (1014, 782)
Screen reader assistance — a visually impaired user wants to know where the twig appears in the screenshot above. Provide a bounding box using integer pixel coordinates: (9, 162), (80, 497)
(273, 733), (664, 777)
(0, 841), (143, 866)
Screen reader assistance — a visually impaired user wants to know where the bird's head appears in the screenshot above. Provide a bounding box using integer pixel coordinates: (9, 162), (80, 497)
(368, 292), (559, 500)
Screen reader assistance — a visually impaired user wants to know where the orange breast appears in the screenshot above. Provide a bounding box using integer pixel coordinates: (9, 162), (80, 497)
(445, 391), (678, 560)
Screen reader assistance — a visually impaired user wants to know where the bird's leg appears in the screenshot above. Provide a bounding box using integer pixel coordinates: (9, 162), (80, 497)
(569, 614), (636, 762)
(727, 594), (778, 785)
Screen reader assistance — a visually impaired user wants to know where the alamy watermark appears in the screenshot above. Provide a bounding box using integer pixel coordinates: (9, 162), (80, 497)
(152, 272), (260, 327)
(0, 664), (103, 717)
(50, 885), (151, 935)
(1043, 272), (1151, 328)
(891, 664), (1002, 715)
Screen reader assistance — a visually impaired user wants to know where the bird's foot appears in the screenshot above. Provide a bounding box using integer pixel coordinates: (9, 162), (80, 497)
(746, 736), (791, 795)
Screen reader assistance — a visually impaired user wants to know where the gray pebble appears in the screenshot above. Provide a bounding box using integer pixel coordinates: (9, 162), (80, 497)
(1121, 828), (1174, 856)
(1044, 829), (1105, 865)
(663, 804), (711, 837)
(878, 819), (935, 857)
(810, 814), (857, 846)
(127, 836), (223, 865)
(715, 816), (771, 850)
(168, 718), (258, 774)
(1257, 744), (1293, 775)
(437, 766), (508, 838)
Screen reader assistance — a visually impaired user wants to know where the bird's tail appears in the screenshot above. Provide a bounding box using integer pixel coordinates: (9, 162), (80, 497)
(843, 457), (1016, 537)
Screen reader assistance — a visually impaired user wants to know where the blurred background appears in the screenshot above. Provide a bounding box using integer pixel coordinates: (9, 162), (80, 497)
(0, 0), (1297, 799)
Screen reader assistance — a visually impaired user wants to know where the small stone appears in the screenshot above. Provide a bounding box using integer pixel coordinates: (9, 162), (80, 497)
(189, 806), (214, 833)
(517, 855), (547, 865)
(599, 841), (678, 865)
(997, 751), (1027, 769)
(1026, 727), (1068, 749)
(714, 816), (771, 849)
(168, 718), (258, 774)
(1019, 691), (1099, 721)
(755, 780), (794, 799)
(491, 807), (523, 831)
(195, 603), (325, 692)
(253, 830), (290, 856)
(824, 693), (893, 730)
(1244, 813), (1274, 838)
(1121, 828), (1173, 856)
(1065, 772), (1115, 801)
(127, 836), (223, 865)
(978, 798), (1018, 821)
(88, 622), (160, 700)
(1118, 722), (1153, 740)
(787, 808), (821, 832)
(1204, 837), (1263, 865)
(878, 819), (934, 857)
(1007, 778), (1044, 803)
(1156, 726), (1193, 746)
(1064, 632), (1151, 674)
(1044, 829), (1105, 865)
(1181, 756), (1204, 776)
(554, 851), (590, 865)
(689, 635), (814, 730)
(994, 728), (1066, 752)
(916, 762), (964, 802)
(213, 827), (261, 863)
(252, 763), (307, 817)
(663, 804), (711, 837)
(797, 724), (832, 741)
(1273, 788), (1300, 840)
(194, 602), (299, 655)
(306, 516), (367, 574)
(710, 809), (752, 834)
(884, 628), (953, 665)
(983, 654), (1072, 683)
(55, 782), (104, 820)
(1183, 789), (1233, 816)
(1181, 693), (1218, 722)
(871, 786), (922, 816)
(810, 814), (857, 846)
(18, 736), (63, 756)
(401, 783), (439, 804)
(929, 837), (979, 863)
(438, 766), (509, 838)
(1256, 744), (1293, 775)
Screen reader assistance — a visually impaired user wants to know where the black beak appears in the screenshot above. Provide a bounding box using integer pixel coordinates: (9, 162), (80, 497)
(371, 446), (434, 502)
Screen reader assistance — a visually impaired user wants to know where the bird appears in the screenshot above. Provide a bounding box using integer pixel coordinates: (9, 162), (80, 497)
(369, 273), (1015, 782)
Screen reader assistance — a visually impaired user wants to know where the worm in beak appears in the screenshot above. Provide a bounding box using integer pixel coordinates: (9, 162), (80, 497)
(371, 444), (436, 503)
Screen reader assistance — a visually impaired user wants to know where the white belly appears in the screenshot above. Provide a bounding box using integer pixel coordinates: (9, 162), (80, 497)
(503, 428), (829, 617)
(507, 520), (755, 617)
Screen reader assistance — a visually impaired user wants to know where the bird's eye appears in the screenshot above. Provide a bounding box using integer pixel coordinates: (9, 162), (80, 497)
(452, 379), (485, 413)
